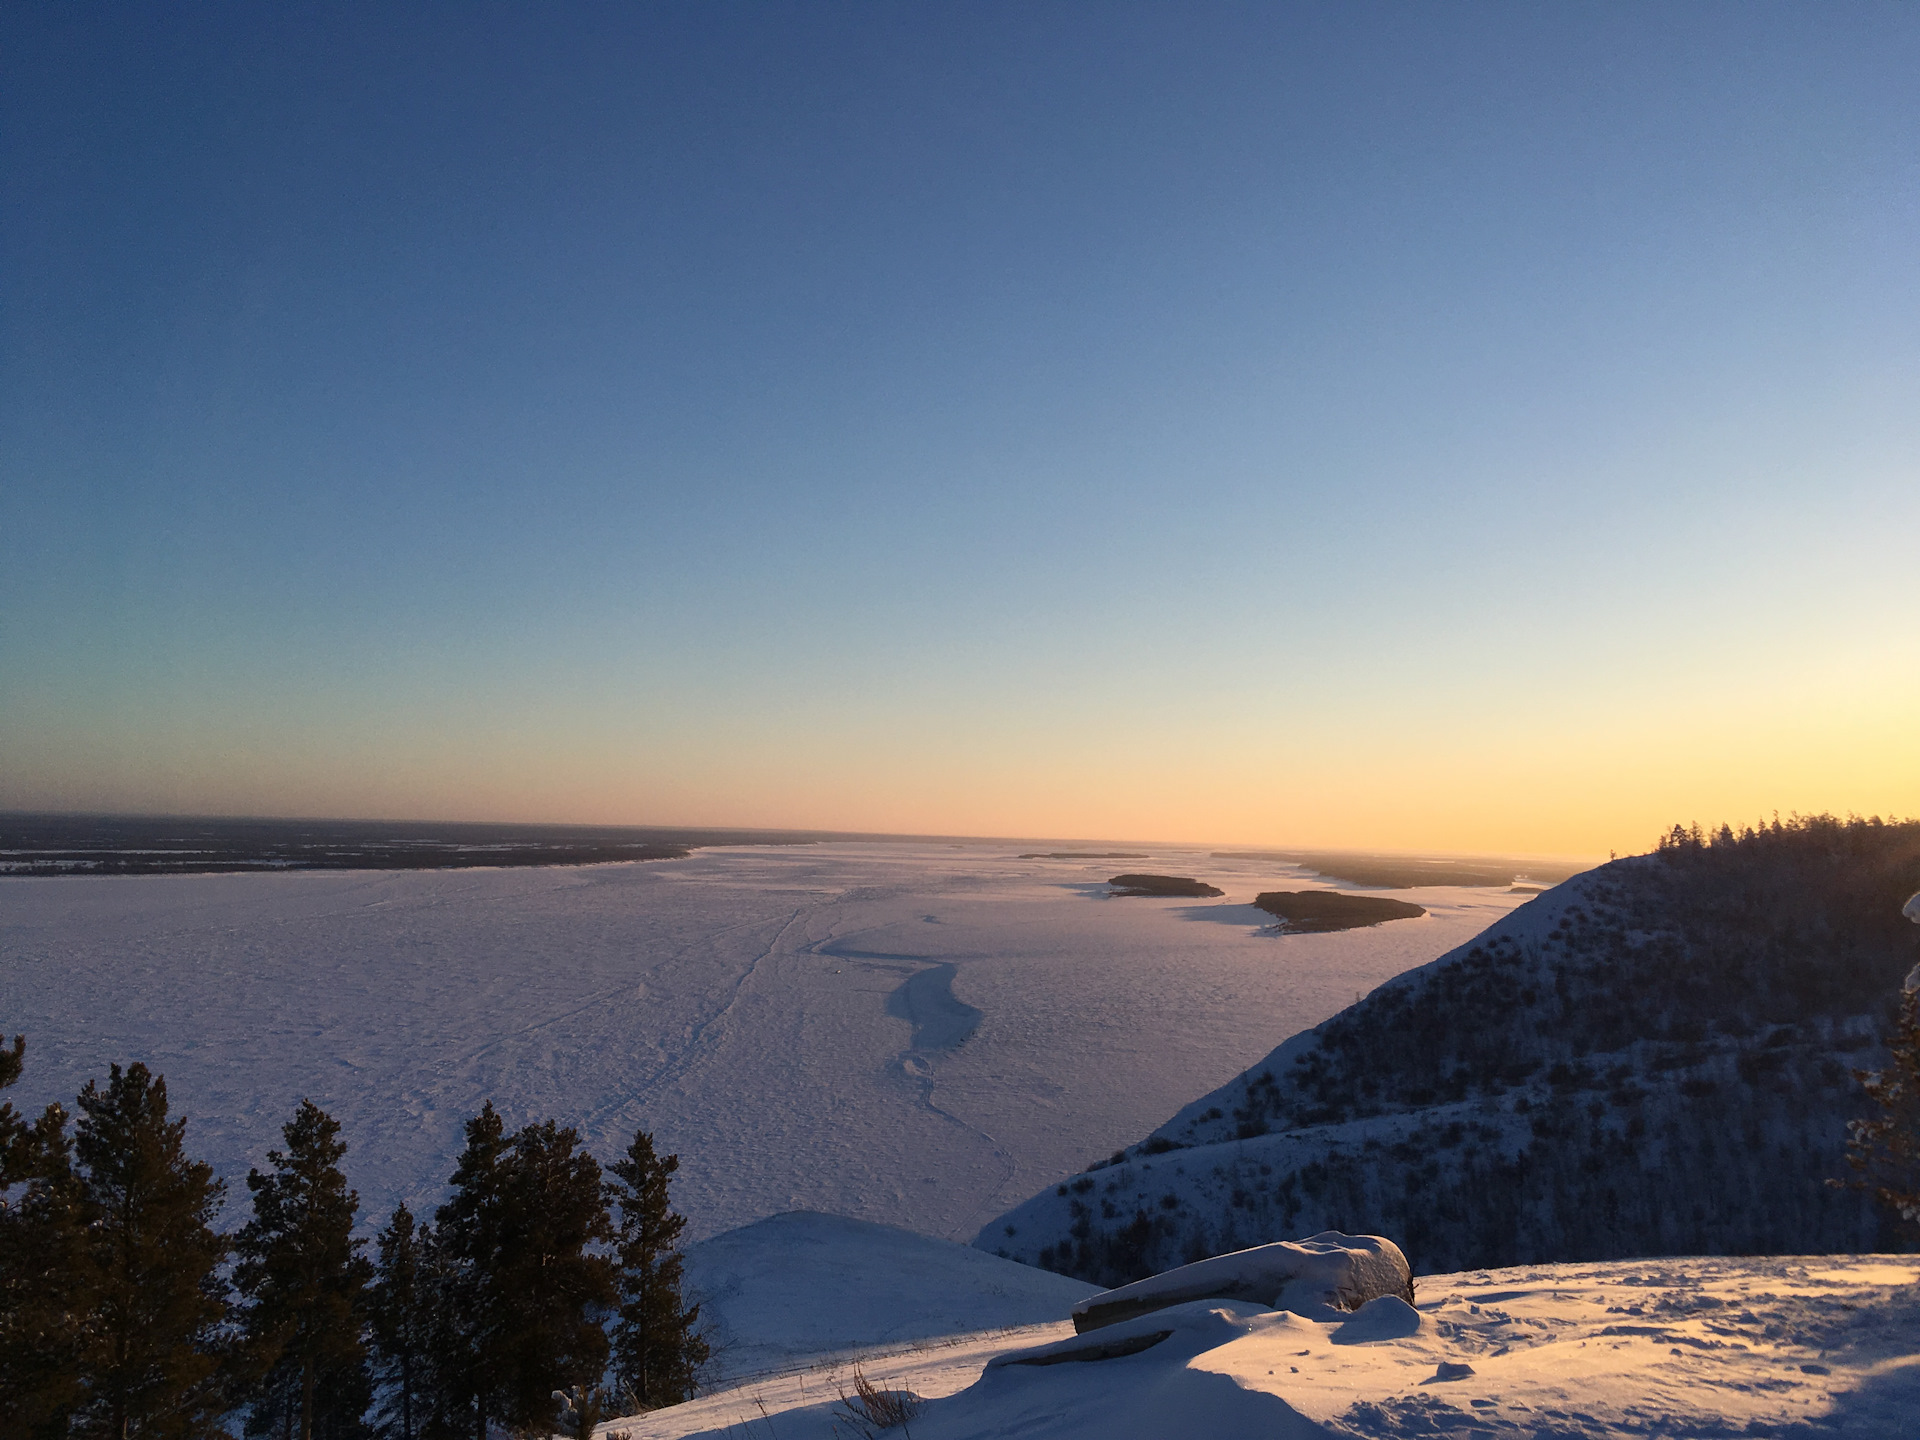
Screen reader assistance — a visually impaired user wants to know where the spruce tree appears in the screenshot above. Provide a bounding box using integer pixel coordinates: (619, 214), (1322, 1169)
(433, 1103), (512, 1440)
(494, 1121), (615, 1433)
(1841, 981), (1920, 1241)
(70, 1062), (233, 1439)
(409, 1223), (468, 1440)
(0, 1036), (90, 1438)
(236, 1100), (373, 1440)
(608, 1128), (707, 1409)
(371, 1211), (464, 1440)
(368, 1204), (430, 1440)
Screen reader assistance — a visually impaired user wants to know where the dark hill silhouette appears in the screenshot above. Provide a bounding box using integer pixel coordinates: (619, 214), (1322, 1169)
(989, 815), (1920, 1286)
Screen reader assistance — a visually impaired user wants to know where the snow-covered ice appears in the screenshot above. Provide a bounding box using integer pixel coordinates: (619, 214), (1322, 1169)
(605, 1253), (1920, 1439)
(0, 841), (1534, 1239)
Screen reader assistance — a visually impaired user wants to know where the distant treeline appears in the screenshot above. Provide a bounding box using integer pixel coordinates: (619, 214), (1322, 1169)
(1018, 852), (1149, 861)
(1212, 851), (1589, 889)
(0, 814), (833, 877)
(0, 1041), (706, 1440)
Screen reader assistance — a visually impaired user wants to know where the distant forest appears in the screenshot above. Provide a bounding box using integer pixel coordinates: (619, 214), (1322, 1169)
(1212, 850), (1590, 889)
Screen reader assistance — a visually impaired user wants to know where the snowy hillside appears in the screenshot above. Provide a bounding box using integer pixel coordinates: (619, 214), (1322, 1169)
(603, 1252), (1920, 1439)
(0, 841), (1538, 1240)
(682, 1211), (1096, 1384)
(984, 818), (1920, 1284)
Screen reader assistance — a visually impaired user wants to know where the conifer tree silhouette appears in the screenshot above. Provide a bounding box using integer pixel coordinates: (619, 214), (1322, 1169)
(236, 1100), (373, 1440)
(368, 1203), (433, 1440)
(0, 1035), (89, 1437)
(71, 1062), (232, 1439)
(608, 1129), (707, 1409)
(434, 1103), (512, 1440)
(494, 1121), (614, 1433)
(1839, 981), (1920, 1241)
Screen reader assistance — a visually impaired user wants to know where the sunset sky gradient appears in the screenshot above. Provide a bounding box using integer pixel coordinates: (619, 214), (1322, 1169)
(4, 3), (1917, 858)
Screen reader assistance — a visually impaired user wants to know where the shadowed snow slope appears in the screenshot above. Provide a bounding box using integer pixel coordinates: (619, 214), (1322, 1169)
(683, 1211), (1096, 1383)
(605, 1254), (1920, 1440)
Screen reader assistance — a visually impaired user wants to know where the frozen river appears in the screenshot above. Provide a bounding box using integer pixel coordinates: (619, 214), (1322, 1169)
(0, 841), (1533, 1241)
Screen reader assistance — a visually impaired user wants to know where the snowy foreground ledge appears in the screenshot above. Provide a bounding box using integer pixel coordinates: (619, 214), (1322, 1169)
(601, 1254), (1920, 1439)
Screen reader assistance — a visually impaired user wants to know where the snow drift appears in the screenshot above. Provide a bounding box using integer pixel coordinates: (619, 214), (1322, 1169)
(682, 1210), (1096, 1382)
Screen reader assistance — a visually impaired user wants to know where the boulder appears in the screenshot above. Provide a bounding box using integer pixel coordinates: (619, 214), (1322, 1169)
(1070, 1231), (1413, 1334)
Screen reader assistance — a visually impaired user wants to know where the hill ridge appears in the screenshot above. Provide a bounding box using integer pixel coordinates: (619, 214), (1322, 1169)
(980, 817), (1920, 1285)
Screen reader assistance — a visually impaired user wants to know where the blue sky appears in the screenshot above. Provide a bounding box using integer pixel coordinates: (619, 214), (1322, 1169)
(5, 3), (1917, 853)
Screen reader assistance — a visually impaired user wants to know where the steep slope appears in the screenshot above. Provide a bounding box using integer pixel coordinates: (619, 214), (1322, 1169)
(981, 817), (1920, 1285)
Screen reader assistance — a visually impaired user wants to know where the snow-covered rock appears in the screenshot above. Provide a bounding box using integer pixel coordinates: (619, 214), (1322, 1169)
(1070, 1230), (1412, 1332)
(682, 1210), (1096, 1382)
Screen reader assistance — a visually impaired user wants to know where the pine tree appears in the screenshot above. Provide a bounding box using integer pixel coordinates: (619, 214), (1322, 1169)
(1, 1036), (90, 1437)
(70, 1062), (233, 1439)
(607, 1128), (707, 1409)
(409, 1223), (468, 1440)
(433, 1103), (512, 1440)
(493, 1120), (615, 1434)
(368, 1204), (430, 1440)
(1840, 982), (1920, 1242)
(236, 1100), (373, 1440)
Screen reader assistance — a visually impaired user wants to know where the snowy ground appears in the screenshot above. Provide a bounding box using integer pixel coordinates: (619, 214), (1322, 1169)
(681, 1211), (1096, 1385)
(607, 1251), (1920, 1439)
(0, 841), (1533, 1239)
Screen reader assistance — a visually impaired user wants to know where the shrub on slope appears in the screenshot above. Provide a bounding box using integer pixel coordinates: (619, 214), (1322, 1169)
(986, 816), (1920, 1286)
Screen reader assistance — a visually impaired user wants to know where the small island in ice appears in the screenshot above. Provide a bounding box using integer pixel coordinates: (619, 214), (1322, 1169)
(1106, 873), (1226, 898)
(1253, 890), (1428, 932)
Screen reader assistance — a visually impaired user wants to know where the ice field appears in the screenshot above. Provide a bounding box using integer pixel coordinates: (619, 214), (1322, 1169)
(0, 841), (1536, 1241)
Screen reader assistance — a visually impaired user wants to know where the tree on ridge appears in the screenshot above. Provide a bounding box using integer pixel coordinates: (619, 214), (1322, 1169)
(368, 1203), (434, 1440)
(235, 1099), (373, 1440)
(494, 1120), (615, 1434)
(607, 1128), (707, 1410)
(0, 1035), (90, 1438)
(434, 1103), (513, 1440)
(70, 1062), (232, 1439)
(1840, 980), (1920, 1243)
